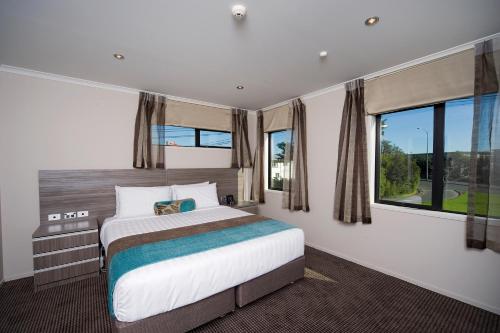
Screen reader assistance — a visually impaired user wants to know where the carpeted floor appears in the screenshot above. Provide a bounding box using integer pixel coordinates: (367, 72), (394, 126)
(0, 246), (498, 332)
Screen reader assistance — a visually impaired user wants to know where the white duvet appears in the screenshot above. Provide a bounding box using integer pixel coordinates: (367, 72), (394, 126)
(100, 206), (304, 322)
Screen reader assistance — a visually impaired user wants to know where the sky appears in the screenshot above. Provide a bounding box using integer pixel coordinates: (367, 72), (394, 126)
(271, 130), (291, 160)
(381, 97), (474, 154)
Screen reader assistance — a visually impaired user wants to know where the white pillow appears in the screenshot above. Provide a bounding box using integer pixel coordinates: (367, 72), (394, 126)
(173, 183), (219, 210)
(115, 186), (172, 218)
(171, 181), (209, 199)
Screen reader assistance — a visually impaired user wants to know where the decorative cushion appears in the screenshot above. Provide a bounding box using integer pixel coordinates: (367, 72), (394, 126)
(154, 198), (196, 215)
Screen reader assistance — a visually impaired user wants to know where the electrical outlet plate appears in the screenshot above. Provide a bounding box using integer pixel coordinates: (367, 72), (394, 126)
(48, 213), (61, 221)
(77, 210), (89, 218)
(64, 212), (77, 219)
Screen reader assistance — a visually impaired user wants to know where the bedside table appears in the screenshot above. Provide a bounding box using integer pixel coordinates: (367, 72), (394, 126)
(32, 219), (99, 291)
(232, 201), (259, 214)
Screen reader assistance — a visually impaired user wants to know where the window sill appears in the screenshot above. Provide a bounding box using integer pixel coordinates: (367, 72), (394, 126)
(265, 189), (283, 194)
(370, 203), (466, 223)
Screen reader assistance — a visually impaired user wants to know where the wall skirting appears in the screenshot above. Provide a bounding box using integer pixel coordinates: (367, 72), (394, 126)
(306, 242), (500, 315)
(4, 271), (34, 282)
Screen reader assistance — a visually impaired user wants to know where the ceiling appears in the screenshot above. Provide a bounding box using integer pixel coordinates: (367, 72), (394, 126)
(1, 1), (500, 110)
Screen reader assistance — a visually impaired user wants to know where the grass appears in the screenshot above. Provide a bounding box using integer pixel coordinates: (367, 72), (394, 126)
(442, 191), (500, 216)
(416, 191), (500, 216)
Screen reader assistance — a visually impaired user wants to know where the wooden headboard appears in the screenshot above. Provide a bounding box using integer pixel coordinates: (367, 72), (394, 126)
(38, 168), (238, 224)
(166, 168), (239, 202)
(39, 169), (167, 224)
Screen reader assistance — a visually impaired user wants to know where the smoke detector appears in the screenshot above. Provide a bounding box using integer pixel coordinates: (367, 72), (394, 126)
(232, 5), (247, 20)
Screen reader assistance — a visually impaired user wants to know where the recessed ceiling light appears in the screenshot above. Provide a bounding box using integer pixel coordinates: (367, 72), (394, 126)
(236, 85), (244, 90)
(113, 53), (125, 60)
(364, 16), (380, 26)
(319, 50), (328, 58)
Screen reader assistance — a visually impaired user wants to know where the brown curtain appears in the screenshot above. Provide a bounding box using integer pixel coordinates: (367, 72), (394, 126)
(133, 92), (167, 169)
(334, 79), (371, 223)
(231, 108), (253, 168)
(251, 111), (265, 203)
(466, 38), (500, 252)
(282, 98), (309, 212)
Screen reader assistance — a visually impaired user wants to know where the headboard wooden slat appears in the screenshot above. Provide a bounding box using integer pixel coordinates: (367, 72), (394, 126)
(39, 169), (166, 224)
(38, 168), (239, 225)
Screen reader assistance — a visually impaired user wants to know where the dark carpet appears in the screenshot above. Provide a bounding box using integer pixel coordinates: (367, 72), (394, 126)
(0, 246), (498, 333)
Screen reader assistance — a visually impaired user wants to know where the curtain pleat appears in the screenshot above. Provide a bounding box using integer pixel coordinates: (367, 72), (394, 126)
(282, 98), (309, 212)
(334, 79), (371, 223)
(466, 38), (500, 252)
(251, 111), (265, 203)
(231, 109), (253, 169)
(133, 92), (166, 169)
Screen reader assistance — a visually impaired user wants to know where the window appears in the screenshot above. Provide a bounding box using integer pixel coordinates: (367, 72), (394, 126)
(268, 130), (291, 191)
(152, 125), (231, 148)
(376, 97), (474, 214)
(199, 129), (232, 148)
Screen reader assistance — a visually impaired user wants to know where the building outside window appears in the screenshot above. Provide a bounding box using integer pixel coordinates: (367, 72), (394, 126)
(268, 130), (291, 191)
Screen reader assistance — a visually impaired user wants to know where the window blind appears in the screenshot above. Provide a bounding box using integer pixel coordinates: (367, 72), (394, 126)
(263, 104), (291, 132)
(365, 49), (474, 115)
(161, 99), (232, 131)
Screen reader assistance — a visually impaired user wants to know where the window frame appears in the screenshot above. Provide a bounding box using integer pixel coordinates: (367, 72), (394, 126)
(156, 125), (232, 149)
(267, 130), (288, 191)
(374, 98), (470, 215)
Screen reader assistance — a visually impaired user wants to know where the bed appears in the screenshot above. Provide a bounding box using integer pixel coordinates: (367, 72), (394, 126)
(101, 172), (304, 332)
(101, 206), (304, 332)
(37, 168), (304, 332)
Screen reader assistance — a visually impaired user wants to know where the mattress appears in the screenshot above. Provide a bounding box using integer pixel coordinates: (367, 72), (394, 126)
(100, 206), (304, 322)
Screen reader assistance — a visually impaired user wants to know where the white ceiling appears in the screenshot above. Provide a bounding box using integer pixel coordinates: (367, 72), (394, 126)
(1, 0), (500, 109)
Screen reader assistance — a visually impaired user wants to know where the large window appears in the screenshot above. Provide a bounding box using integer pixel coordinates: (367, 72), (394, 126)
(376, 97), (474, 214)
(152, 125), (231, 148)
(268, 130), (291, 191)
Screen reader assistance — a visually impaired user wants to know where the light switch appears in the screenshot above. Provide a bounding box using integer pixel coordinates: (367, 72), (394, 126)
(63, 212), (77, 219)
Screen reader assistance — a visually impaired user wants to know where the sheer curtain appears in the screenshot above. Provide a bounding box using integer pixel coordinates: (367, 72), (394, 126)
(467, 37), (500, 252)
(333, 79), (371, 223)
(282, 98), (309, 212)
(133, 92), (167, 169)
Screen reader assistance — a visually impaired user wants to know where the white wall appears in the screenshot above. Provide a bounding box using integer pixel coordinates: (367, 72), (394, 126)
(259, 88), (500, 314)
(0, 71), (249, 280)
(0, 191), (3, 283)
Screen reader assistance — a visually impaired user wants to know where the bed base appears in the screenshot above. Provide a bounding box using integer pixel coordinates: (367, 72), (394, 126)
(236, 255), (305, 307)
(113, 256), (305, 333)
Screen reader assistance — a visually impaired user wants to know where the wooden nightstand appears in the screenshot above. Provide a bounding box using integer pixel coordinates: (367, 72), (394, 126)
(32, 219), (99, 291)
(232, 201), (259, 214)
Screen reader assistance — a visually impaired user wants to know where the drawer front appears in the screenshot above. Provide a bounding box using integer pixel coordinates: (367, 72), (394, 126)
(239, 206), (258, 214)
(33, 245), (99, 270)
(33, 231), (98, 254)
(34, 259), (99, 286)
